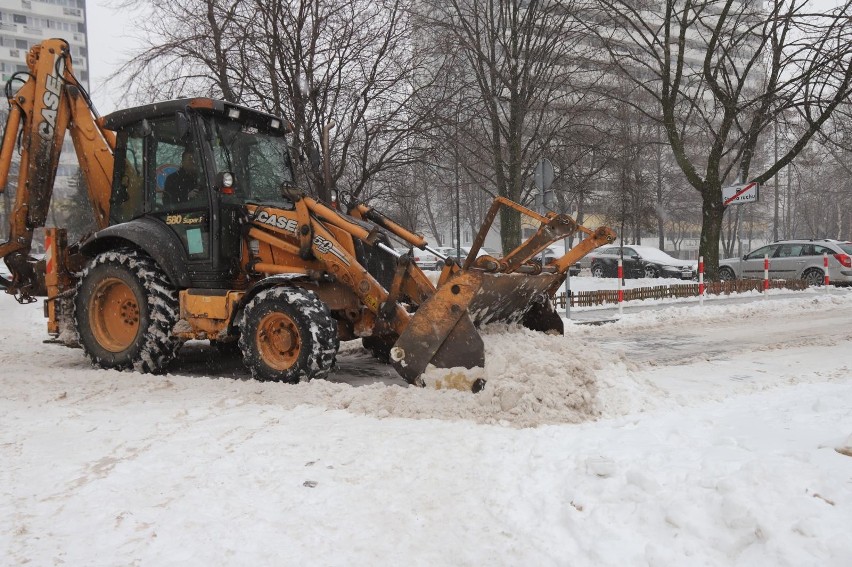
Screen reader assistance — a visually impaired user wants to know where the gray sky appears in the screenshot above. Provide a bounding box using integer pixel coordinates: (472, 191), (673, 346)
(85, 0), (143, 112)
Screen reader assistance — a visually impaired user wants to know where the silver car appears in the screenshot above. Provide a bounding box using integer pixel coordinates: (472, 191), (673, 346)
(719, 239), (852, 286)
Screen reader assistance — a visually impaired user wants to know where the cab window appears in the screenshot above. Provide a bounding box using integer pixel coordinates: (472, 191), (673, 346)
(109, 131), (145, 224)
(148, 118), (206, 212)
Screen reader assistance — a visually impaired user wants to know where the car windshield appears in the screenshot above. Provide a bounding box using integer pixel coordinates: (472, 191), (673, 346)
(839, 243), (852, 254)
(203, 115), (295, 207)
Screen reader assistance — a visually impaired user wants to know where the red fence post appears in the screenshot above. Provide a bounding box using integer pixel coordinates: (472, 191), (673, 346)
(824, 252), (830, 291)
(763, 255), (770, 297)
(617, 258), (623, 315)
(698, 255), (704, 307)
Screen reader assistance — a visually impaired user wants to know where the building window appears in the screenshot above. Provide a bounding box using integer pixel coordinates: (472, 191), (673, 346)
(13, 14), (26, 24)
(16, 39), (27, 50)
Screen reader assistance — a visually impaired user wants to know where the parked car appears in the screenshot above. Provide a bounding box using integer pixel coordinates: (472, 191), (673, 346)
(589, 245), (696, 279)
(718, 239), (852, 286)
(434, 246), (488, 269)
(394, 247), (439, 270)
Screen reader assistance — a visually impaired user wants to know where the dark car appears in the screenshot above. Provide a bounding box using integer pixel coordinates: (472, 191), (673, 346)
(589, 245), (696, 279)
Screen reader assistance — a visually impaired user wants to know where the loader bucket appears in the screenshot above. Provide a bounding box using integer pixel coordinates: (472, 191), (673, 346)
(390, 270), (565, 388)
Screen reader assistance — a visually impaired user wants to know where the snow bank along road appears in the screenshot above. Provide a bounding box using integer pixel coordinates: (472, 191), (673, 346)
(2, 291), (852, 566)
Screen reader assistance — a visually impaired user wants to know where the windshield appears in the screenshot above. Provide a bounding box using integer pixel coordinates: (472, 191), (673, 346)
(204, 115), (295, 206)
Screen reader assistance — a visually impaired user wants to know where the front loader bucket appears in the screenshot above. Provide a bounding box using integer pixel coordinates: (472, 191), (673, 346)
(390, 270), (565, 388)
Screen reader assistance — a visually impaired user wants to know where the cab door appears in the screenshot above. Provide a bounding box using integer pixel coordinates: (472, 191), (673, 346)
(143, 117), (215, 283)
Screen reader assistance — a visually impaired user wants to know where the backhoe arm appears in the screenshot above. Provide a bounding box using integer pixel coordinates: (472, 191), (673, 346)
(0, 38), (115, 299)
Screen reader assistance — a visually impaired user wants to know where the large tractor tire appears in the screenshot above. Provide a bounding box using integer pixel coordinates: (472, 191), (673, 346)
(238, 287), (339, 383)
(75, 249), (181, 373)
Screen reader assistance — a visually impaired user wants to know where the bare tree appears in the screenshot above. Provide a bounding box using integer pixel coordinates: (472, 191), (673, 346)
(582, 0), (852, 278)
(417, 0), (598, 252)
(114, 0), (435, 203)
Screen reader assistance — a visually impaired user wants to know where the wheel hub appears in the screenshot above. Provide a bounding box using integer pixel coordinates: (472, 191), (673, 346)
(88, 277), (141, 352)
(257, 312), (301, 371)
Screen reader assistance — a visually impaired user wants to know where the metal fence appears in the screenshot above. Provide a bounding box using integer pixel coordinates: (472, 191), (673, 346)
(554, 279), (809, 309)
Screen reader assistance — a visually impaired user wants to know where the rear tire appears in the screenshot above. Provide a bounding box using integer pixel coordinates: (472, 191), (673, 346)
(643, 265), (659, 278)
(591, 263), (605, 278)
(238, 287), (339, 383)
(75, 249), (180, 373)
(803, 268), (824, 287)
(718, 267), (736, 281)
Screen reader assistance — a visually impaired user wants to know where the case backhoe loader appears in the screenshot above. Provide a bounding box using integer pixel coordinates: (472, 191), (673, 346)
(0, 39), (616, 391)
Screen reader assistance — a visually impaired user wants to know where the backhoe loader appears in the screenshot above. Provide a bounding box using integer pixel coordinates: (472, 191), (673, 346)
(0, 39), (616, 391)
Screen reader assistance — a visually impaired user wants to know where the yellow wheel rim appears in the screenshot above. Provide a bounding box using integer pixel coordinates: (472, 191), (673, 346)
(257, 312), (301, 371)
(88, 277), (141, 352)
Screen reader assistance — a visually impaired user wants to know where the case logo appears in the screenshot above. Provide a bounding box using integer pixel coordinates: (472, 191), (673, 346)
(256, 210), (298, 233)
(38, 54), (65, 141)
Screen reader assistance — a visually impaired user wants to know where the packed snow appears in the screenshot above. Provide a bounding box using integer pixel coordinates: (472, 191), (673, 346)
(2, 285), (852, 566)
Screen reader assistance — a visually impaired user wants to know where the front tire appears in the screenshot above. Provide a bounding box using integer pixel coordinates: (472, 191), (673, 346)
(591, 263), (605, 278)
(718, 267), (736, 282)
(643, 265), (659, 278)
(75, 249), (180, 373)
(803, 268), (824, 287)
(238, 287), (339, 383)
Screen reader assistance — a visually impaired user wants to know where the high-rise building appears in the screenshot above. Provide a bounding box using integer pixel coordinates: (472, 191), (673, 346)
(0, 0), (89, 237)
(0, 0), (88, 87)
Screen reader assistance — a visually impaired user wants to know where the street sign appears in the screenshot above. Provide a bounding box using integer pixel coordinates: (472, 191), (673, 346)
(723, 182), (759, 206)
(534, 158), (554, 192)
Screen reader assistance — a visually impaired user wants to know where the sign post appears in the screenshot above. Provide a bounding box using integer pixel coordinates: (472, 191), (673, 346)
(534, 159), (569, 317)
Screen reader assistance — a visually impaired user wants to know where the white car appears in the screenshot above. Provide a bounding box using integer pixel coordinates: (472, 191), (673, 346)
(395, 247), (439, 270)
(719, 239), (852, 286)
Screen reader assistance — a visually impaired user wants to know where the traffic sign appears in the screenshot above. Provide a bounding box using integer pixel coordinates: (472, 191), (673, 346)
(723, 182), (759, 206)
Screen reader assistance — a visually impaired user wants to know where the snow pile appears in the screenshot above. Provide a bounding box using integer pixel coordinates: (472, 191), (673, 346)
(3, 291), (852, 565)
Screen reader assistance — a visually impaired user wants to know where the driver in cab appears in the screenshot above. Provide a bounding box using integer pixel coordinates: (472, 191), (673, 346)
(164, 150), (203, 205)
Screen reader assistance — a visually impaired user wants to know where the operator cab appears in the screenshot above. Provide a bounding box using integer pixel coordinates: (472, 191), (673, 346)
(103, 98), (296, 288)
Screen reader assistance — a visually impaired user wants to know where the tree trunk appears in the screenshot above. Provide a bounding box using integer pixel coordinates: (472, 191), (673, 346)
(699, 183), (725, 280)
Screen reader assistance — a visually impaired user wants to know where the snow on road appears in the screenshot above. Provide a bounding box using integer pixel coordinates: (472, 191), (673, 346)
(2, 290), (852, 566)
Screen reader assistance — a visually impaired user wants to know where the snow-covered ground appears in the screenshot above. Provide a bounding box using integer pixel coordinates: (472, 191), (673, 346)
(2, 285), (852, 566)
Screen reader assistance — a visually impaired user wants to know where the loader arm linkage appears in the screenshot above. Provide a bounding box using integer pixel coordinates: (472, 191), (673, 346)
(0, 38), (115, 302)
(245, 190), (614, 389)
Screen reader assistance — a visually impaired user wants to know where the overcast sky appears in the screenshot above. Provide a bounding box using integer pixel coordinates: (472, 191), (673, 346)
(85, 0), (144, 112)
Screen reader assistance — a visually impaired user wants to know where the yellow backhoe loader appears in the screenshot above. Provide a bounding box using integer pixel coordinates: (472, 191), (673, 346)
(0, 39), (616, 391)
